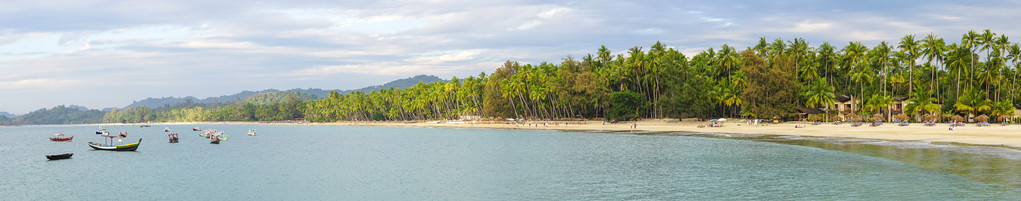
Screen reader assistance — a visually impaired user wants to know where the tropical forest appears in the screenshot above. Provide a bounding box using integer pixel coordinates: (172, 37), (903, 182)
(2, 30), (1019, 125)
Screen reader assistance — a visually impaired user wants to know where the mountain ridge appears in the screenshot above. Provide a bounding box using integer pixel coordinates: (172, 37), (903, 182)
(123, 74), (445, 109)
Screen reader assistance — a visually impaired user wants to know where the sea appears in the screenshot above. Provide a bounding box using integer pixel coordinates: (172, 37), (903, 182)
(1, 124), (1019, 200)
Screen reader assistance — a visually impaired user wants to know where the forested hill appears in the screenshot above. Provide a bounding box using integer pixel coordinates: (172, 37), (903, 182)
(123, 74), (445, 109)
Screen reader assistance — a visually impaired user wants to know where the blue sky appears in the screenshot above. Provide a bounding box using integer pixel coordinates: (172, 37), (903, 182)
(1, 0), (1019, 114)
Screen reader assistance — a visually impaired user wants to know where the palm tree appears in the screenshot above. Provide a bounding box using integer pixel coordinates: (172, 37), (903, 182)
(899, 34), (920, 98)
(921, 33), (945, 103)
(872, 42), (893, 119)
(905, 90), (940, 121)
(963, 30), (980, 90)
(804, 77), (836, 121)
(844, 42), (868, 112)
(818, 42), (837, 85)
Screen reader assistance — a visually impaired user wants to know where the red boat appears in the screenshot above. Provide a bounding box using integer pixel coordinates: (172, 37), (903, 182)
(168, 133), (179, 143)
(50, 133), (73, 141)
(192, 127), (202, 131)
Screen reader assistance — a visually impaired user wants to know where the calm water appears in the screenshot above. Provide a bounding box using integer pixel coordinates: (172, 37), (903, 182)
(2, 125), (1019, 200)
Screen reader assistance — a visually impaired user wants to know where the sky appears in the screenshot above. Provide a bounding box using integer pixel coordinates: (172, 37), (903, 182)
(1, 0), (1020, 114)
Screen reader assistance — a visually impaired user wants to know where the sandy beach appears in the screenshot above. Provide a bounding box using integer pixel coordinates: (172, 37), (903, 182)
(313, 119), (1021, 149)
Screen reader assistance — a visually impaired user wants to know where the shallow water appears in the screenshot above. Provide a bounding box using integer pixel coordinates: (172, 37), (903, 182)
(1, 125), (1018, 200)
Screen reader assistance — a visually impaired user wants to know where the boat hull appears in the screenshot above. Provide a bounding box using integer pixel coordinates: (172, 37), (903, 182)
(50, 136), (73, 141)
(89, 139), (142, 151)
(46, 153), (73, 160)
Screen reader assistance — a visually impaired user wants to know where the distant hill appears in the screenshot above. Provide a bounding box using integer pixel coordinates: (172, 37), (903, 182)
(0, 111), (15, 118)
(355, 75), (445, 92)
(0, 105), (104, 125)
(123, 74), (445, 109)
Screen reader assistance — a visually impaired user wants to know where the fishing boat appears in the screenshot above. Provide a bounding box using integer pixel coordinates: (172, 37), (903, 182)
(210, 135), (220, 144)
(216, 132), (227, 141)
(168, 133), (179, 143)
(164, 127), (170, 132)
(199, 130), (214, 138)
(89, 139), (142, 151)
(46, 153), (73, 160)
(50, 133), (74, 141)
(193, 127), (202, 131)
(96, 127), (108, 134)
(89, 132), (141, 151)
(247, 129), (256, 136)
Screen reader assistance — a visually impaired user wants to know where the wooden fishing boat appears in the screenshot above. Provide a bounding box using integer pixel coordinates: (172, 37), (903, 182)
(247, 129), (256, 136)
(46, 153), (73, 160)
(89, 138), (142, 151)
(193, 127), (202, 131)
(168, 133), (179, 143)
(50, 133), (73, 141)
(210, 137), (220, 144)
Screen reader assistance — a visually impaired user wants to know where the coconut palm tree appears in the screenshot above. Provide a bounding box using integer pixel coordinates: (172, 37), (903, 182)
(899, 34), (920, 98)
(804, 77), (836, 121)
(921, 33), (945, 103)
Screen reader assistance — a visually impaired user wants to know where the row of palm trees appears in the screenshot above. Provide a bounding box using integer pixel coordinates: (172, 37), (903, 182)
(296, 30), (1020, 122)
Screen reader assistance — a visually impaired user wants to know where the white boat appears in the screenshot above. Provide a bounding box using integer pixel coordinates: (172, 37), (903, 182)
(247, 129), (256, 136)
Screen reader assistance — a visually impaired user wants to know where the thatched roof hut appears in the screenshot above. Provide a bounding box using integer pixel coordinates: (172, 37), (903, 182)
(922, 114), (938, 121)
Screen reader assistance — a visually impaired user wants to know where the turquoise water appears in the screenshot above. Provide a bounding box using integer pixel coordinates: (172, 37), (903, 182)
(1, 125), (1019, 200)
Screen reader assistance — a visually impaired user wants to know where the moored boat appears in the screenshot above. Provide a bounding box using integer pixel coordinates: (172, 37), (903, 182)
(164, 127), (170, 132)
(46, 153), (73, 160)
(210, 136), (220, 144)
(193, 127), (202, 131)
(168, 133), (179, 143)
(247, 129), (256, 136)
(89, 139), (142, 151)
(50, 133), (74, 141)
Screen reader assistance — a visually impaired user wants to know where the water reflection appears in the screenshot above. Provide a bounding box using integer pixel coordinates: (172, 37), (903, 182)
(660, 132), (1021, 188)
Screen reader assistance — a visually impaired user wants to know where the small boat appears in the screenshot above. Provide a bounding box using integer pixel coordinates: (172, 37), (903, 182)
(168, 133), (179, 143)
(96, 128), (108, 134)
(199, 130), (213, 138)
(247, 129), (256, 136)
(46, 153), (73, 160)
(89, 139), (142, 151)
(193, 127), (202, 131)
(50, 133), (74, 141)
(140, 125), (151, 128)
(210, 136), (220, 144)
(164, 127), (170, 132)
(89, 132), (141, 151)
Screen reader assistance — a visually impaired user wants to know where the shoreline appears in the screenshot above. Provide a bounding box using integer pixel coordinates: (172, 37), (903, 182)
(322, 119), (1021, 149)
(15, 119), (1021, 148)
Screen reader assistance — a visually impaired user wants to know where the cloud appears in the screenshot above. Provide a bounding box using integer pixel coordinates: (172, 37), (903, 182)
(1, 0), (1020, 113)
(0, 79), (83, 90)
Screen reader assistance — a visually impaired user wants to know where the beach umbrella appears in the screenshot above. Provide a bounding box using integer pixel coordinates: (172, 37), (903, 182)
(895, 114), (910, 122)
(951, 115), (965, 123)
(975, 114), (989, 123)
(870, 114), (886, 122)
(999, 115), (1012, 122)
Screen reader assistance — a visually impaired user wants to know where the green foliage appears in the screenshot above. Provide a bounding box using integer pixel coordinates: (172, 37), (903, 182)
(607, 90), (643, 120)
(0, 105), (105, 125)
